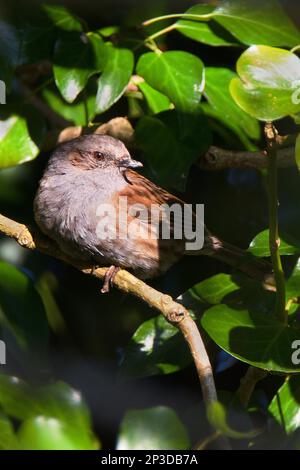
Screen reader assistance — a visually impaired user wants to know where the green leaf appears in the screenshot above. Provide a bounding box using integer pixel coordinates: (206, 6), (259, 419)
(190, 273), (240, 305)
(42, 4), (83, 32)
(120, 315), (191, 379)
(137, 81), (171, 114)
(296, 134), (300, 170)
(135, 109), (211, 189)
(0, 108), (45, 168)
(42, 84), (96, 126)
(0, 375), (36, 421)
(95, 45), (134, 113)
(18, 416), (97, 450)
(175, 4), (237, 47)
(136, 51), (204, 112)
(207, 401), (261, 439)
(0, 414), (18, 450)
(116, 407), (190, 450)
(0, 261), (48, 353)
(204, 67), (260, 142)
(0, 375), (99, 450)
(201, 304), (300, 372)
(269, 376), (300, 434)
(230, 45), (300, 121)
(53, 32), (106, 102)
(248, 230), (300, 257)
(211, 0), (300, 47)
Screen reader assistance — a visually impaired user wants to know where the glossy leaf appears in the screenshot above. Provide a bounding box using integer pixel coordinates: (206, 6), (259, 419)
(138, 81), (171, 114)
(18, 416), (98, 450)
(135, 109), (211, 189)
(120, 315), (191, 379)
(201, 304), (300, 372)
(190, 273), (240, 305)
(269, 376), (300, 434)
(248, 229), (300, 257)
(95, 45), (134, 113)
(136, 51), (204, 111)
(175, 4), (236, 47)
(211, 0), (300, 47)
(42, 4), (83, 32)
(0, 375), (36, 421)
(42, 85), (96, 126)
(230, 46), (300, 121)
(204, 67), (260, 141)
(116, 407), (190, 450)
(53, 32), (106, 102)
(0, 375), (98, 450)
(0, 261), (48, 353)
(0, 109), (45, 169)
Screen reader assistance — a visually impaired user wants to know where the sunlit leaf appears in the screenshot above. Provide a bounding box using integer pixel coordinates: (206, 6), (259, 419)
(209, 0), (300, 47)
(175, 4), (237, 46)
(204, 67), (260, 141)
(230, 46), (300, 121)
(137, 81), (171, 114)
(120, 315), (191, 379)
(116, 407), (190, 450)
(0, 108), (45, 168)
(95, 45), (134, 113)
(136, 51), (204, 111)
(269, 376), (300, 434)
(53, 32), (106, 102)
(248, 229), (300, 257)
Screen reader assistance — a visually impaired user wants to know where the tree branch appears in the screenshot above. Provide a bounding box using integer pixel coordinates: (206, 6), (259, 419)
(0, 213), (220, 415)
(198, 145), (295, 171)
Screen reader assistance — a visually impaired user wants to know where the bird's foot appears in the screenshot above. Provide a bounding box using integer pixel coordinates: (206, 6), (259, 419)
(101, 265), (121, 293)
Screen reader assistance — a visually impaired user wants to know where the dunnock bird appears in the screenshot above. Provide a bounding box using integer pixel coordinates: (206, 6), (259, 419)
(34, 134), (272, 292)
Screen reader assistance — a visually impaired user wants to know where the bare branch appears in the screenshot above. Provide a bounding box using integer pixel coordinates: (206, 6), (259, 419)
(198, 145), (295, 171)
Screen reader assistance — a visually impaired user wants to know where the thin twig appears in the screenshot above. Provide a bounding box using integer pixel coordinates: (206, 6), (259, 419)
(236, 367), (268, 408)
(265, 122), (287, 324)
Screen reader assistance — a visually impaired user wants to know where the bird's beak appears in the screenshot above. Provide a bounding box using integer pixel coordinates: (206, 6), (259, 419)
(119, 157), (143, 169)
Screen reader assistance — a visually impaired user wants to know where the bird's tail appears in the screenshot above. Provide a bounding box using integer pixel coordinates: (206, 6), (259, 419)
(196, 234), (275, 289)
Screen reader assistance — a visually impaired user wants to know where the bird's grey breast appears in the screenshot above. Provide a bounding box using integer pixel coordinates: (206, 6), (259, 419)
(34, 167), (128, 260)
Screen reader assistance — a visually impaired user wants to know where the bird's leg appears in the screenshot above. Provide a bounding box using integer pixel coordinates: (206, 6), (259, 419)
(101, 265), (121, 293)
(90, 265), (100, 276)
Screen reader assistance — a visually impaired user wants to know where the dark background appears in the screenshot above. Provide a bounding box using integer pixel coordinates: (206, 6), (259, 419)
(0, 0), (300, 448)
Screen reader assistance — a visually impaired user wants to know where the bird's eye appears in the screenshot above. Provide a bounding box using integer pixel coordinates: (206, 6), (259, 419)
(94, 151), (104, 159)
